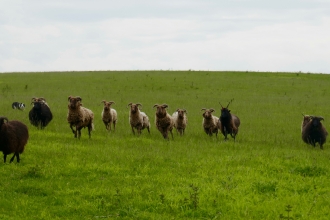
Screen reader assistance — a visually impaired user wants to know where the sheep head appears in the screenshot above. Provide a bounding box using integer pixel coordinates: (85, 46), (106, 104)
(311, 116), (324, 127)
(154, 104), (168, 118)
(201, 108), (215, 119)
(68, 96), (82, 109)
(176, 109), (187, 119)
(128, 103), (142, 114)
(102, 100), (115, 110)
(219, 100), (234, 120)
(0, 116), (8, 127)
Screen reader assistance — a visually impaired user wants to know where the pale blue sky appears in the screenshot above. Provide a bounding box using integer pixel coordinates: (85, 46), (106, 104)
(1, 0), (329, 73)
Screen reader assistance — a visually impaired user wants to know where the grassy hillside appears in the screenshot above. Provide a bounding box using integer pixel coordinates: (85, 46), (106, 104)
(0, 71), (329, 219)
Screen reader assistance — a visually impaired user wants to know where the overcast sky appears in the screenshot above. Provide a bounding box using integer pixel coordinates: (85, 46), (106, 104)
(1, 0), (330, 73)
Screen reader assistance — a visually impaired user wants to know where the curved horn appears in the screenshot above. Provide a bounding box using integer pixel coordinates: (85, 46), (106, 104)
(210, 108), (215, 112)
(109, 101), (115, 105)
(68, 96), (72, 101)
(183, 109), (187, 114)
(201, 108), (207, 111)
(76, 96), (82, 101)
(101, 100), (106, 104)
(162, 104), (168, 108)
(153, 104), (159, 109)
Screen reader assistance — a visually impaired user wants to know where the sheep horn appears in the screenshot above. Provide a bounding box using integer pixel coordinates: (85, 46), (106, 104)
(210, 108), (215, 112)
(68, 96), (72, 101)
(153, 104), (159, 108)
(162, 104), (168, 108)
(101, 100), (106, 104)
(219, 102), (224, 108)
(109, 101), (115, 105)
(226, 99), (234, 108)
(201, 108), (207, 111)
(76, 96), (82, 101)
(0, 117), (8, 123)
(127, 103), (133, 108)
(39, 97), (46, 101)
(183, 109), (187, 114)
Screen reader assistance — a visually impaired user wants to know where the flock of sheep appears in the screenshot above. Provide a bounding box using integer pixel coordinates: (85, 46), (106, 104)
(0, 96), (328, 163)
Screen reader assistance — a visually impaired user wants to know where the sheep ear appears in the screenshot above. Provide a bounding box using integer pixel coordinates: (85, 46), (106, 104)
(176, 108), (180, 112)
(184, 109), (187, 114)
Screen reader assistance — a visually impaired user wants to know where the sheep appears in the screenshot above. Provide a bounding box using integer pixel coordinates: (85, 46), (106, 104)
(101, 100), (117, 131)
(67, 96), (94, 138)
(128, 103), (150, 135)
(0, 116), (29, 163)
(302, 115), (328, 149)
(219, 99), (240, 141)
(153, 104), (174, 140)
(172, 108), (188, 136)
(201, 108), (221, 136)
(29, 97), (53, 129)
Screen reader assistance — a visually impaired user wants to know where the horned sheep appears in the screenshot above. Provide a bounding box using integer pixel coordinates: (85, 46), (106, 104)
(128, 103), (150, 135)
(67, 96), (94, 139)
(153, 104), (174, 140)
(172, 108), (188, 136)
(101, 100), (117, 131)
(219, 99), (240, 141)
(301, 115), (328, 149)
(29, 97), (53, 129)
(201, 108), (221, 136)
(0, 117), (29, 163)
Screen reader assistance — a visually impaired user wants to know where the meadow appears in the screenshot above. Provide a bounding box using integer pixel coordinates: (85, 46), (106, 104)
(0, 70), (330, 219)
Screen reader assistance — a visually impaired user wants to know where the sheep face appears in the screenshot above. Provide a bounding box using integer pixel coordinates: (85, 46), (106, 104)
(154, 104), (168, 118)
(220, 107), (232, 122)
(128, 103), (142, 114)
(202, 108), (215, 119)
(102, 100), (115, 111)
(176, 109), (187, 119)
(68, 96), (82, 110)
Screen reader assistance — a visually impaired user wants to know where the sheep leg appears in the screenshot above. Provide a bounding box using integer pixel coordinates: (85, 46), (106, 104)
(131, 126), (136, 135)
(170, 129), (174, 140)
(70, 124), (77, 138)
(3, 154), (7, 163)
(147, 126), (150, 134)
(113, 121), (116, 131)
(10, 153), (19, 163)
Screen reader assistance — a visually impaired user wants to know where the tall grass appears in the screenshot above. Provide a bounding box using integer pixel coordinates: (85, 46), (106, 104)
(0, 71), (330, 219)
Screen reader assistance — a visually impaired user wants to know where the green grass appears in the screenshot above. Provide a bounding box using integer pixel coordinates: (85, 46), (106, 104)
(1, 71), (330, 219)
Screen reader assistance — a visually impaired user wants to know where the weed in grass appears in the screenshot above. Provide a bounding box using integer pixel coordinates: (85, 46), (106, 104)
(189, 184), (199, 210)
(279, 205), (293, 220)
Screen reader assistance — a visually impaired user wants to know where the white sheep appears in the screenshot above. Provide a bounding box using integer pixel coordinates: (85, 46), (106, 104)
(153, 104), (174, 140)
(67, 96), (94, 138)
(128, 103), (150, 135)
(172, 108), (188, 136)
(201, 108), (221, 137)
(101, 100), (117, 131)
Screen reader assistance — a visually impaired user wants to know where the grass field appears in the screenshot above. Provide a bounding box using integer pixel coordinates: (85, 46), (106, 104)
(0, 71), (330, 219)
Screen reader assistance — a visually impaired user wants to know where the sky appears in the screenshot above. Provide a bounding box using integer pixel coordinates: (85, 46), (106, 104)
(1, 0), (330, 73)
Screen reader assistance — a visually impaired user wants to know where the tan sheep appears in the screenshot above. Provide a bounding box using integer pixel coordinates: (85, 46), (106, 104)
(172, 108), (188, 136)
(101, 100), (117, 131)
(67, 96), (94, 139)
(201, 108), (221, 137)
(128, 103), (150, 135)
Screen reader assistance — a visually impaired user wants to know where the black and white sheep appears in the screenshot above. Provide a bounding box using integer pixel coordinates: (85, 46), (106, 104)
(0, 116), (29, 163)
(302, 115), (328, 149)
(219, 100), (240, 141)
(29, 97), (53, 129)
(128, 103), (150, 135)
(172, 108), (188, 136)
(101, 100), (117, 131)
(201, 108), (221, 136)
(67, 96), (94, 138)
(153, 104), (174, 140)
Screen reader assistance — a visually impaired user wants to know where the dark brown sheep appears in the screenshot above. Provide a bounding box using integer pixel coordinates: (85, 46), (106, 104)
(67, 96), (94, 138)
(153, 104), (174, 140)
(219, 99), (240, 141)
(302, 115), (328, 149)
(0, 117), (29, 163)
